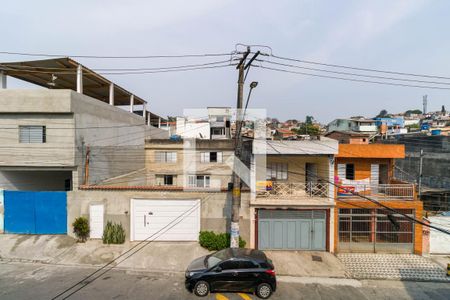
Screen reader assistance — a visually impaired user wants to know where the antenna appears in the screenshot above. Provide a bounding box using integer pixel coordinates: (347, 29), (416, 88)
(423, 95), (428, 114)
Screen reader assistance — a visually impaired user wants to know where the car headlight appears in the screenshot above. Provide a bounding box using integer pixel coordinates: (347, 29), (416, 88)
(185, 271), (196, 278)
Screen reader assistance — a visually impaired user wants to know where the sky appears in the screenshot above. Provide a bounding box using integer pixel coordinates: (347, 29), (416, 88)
(1, 0), (450, 123)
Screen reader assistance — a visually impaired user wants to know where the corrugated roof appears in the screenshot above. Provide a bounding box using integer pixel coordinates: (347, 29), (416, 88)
(0, 57), (166, 122)
(253, 138), (338, 155)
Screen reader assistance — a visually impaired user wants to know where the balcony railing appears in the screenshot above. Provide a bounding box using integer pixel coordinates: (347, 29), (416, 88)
(257, 182), (328, 198)
(337, 184), (415, 200)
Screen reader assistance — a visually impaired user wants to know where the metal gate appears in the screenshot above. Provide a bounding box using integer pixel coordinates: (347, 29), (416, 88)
(4, 191), (67, 234)
(338, 208), (414, 253)
(258, 210), (326, 250)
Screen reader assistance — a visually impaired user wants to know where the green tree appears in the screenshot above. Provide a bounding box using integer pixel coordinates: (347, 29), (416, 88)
(293, 124), (320, 135)
(376, 109), (388, 118)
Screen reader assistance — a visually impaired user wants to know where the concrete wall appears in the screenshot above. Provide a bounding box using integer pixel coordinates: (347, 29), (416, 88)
(383, 136), (450, 189)
(0, 89), (149, 189)
(67, 190), (251, 244)
(0, 113), (75, 167)
(71, 91), (147, 185)
(0, 89), (72, 113)
(0, 171), (72, 191)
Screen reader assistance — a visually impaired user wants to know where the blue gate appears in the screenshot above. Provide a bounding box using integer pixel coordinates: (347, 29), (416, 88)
(4, 191), (67, 234)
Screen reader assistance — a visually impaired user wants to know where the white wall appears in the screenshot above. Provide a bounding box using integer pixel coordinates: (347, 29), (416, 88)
(429, 216), (450, 254)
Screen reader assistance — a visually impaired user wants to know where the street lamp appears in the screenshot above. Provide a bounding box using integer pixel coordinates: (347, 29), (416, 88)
(237, 81), (259, 140)
(245, 81), (258, 112)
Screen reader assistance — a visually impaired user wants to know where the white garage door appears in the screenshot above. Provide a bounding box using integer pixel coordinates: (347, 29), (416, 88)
(131, 199), (200, 241)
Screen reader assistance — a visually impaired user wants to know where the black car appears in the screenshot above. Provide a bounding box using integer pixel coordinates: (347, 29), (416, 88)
(185, 248), (276, 299)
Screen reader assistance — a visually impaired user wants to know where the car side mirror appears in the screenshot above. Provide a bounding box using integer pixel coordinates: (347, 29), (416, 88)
(214, 267), (222, 272)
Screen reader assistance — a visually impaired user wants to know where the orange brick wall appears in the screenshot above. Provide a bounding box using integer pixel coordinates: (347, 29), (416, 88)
(334, 200), (424, 254)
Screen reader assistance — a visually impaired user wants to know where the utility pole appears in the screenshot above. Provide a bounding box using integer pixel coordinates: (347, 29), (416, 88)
(418, 149), (424, 199)
(230, 47), (260, 248)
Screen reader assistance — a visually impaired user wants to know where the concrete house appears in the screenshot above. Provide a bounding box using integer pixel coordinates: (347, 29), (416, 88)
(71, 138), (252, 243)
(0, 58), (167, 235)
(334, 144), (423, 254)
(250, 138), (338, 252)
(0, 58), (167, 191)
(327, 118), (378, 133)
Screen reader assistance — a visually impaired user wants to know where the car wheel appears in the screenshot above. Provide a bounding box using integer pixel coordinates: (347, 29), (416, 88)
(193, 281), (209, 297)
(256, 283), (272, 299)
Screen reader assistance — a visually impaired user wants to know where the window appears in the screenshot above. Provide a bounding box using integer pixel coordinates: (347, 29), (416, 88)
(238, 260), (259, 269)
(19, 126), (46, 143)
(156, 175), (176, 186)
(200, 151), (223, 163)
(216, 116), (225, 122)
(188, 175), (210, 188)
(345, 164), (355, 180)
(266, 163), (288, 180)
(211, 127), (225, 135)
(220, 260), (239, 270)
(155, 151), (177, 163)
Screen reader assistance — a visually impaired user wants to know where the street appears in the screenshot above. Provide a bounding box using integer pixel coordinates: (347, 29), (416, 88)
(1, 262), (449, 300)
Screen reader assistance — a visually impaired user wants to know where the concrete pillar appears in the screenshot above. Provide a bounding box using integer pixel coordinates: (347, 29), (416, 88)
(109, 83), (114, 105)
(0, 71), (6, 89)
(158, 117), (161, 128)
(76, 65), (83, 94)
(143, 103), (147, 120)
(129, 94), (134, 113)
(147, 112), (151, 126)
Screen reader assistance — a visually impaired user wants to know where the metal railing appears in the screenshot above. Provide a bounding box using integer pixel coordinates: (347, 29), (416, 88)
(257, 182), (329, 198)
(337, 184), (415, 200)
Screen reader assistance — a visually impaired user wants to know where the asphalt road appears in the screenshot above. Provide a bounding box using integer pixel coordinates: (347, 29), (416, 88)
(1, 261), (449, 300)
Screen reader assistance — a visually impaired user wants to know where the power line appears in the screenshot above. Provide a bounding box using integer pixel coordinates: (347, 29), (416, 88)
(0, 59), (236, 73)
(260, 59), (450, 86)
(265, 140), (450, 235)
(51, 196), (209, 300)
(270, 53), (450, 81)
(255, 65), (450, 90)
(0, 62), (235, 76)
(0, 50), (236, 59)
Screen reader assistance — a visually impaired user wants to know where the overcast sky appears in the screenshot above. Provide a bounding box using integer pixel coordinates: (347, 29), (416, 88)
(2, 0), (450, 123)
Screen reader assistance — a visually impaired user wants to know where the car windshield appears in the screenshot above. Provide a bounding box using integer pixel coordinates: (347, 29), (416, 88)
(206, 249), (230, 268)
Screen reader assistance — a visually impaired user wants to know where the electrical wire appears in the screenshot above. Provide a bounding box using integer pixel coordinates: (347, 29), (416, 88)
(270, 53), (450, 81)
(0, 50), (236, 59)
(259, 59), (450, 86)
(50, 196), (209, 300)
(255, 65), (450, 90)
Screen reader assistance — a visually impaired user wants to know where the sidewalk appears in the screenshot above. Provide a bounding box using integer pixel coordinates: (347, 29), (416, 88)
(0, 235), (348, 279)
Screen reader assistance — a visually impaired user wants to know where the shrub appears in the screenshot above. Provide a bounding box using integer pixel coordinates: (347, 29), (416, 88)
(72, 217), (90, 242)
(102, 221), (126, 244)
(199, 231), (246, 251)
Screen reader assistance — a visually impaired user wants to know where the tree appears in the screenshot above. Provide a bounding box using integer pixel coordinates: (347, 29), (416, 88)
(376, 109), (388, 118)
(305, 115), (315, 125)
(442, 105), (446, 114)
(293, 123), (320, 136)
(405, 109), (422, 116)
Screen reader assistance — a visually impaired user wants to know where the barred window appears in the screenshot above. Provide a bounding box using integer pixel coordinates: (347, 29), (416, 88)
(19, 126), (46, 143)
(266, 163), (288, 180)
